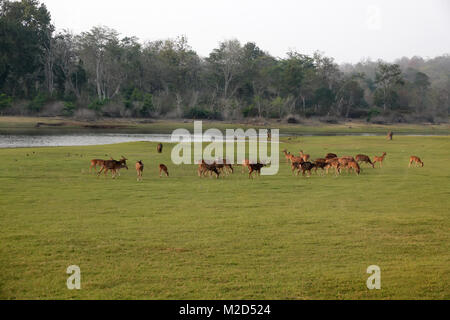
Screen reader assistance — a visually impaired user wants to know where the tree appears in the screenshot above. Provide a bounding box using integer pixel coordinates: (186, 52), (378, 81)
(0, 0), (54, 96)
(374, 62), (405, 111)
(77, 26), (122, 101)
(207, 39), (244, 107)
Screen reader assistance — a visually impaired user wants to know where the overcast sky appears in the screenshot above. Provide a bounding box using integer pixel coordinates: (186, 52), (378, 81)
(42, 0), (449, 63)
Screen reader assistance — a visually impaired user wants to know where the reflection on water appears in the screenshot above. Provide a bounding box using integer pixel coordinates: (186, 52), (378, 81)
(0, 133), (263, 148)
(0, 132), (445, 149)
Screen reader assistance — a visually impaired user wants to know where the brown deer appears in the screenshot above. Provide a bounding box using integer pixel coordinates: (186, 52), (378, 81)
(198, 160), (220, 178)
(248, 163), (265, 179)
(325, 153), (338, 160)
(314, 158), (327, 174)
(159, 164), (169, 177)
(283, 150), (293, 164)
(215, 159), (234, 175)
(157, 143), (163, 153)
(136, 161), (144, 181)
(241, 159), (250, 173)
(373, 152), (387, 167)
(90, 159), (107, 173)
(387, 131), (393, 140)
(409, 156), (424, 168)
(292, 161), (315, 177)
(325, 158), (341, 175)
(345, 160), (361, 175)
(355, 154), (374, 168)
(98, 157), (128, 179)
(299, 150), (310, 162)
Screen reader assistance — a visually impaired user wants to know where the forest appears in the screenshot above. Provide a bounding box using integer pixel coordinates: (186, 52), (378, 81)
(1, 0), (449, 123)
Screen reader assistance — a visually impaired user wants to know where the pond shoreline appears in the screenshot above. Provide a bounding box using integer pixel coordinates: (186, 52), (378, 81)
(1, 132), (449, 149)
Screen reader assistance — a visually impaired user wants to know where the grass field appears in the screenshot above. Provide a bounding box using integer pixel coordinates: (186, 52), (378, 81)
(1, 116), (449, 135)
(0, 135), (449, 299)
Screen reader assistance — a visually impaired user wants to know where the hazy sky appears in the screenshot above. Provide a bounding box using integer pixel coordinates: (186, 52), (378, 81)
(42, 0), (449, 63)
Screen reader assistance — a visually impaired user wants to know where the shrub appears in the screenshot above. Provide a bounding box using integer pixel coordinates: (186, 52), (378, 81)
(184, 107), (221, 120)
(63, 101), (76, 116)
(28, 93), (48, 113)
(141, 93), (154, 117)
(88, 99), (108, 113)
(0, 93), (12, 113)
(366, 108), (381, 122)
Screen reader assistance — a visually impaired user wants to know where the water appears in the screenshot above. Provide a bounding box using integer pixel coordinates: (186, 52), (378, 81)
(0, 133), (446, 149)
(0, 133), (265, 148)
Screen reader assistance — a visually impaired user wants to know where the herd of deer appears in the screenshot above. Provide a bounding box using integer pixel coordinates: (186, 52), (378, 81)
(282, 149), (424, 177)
(89, 141), (425, 181)
(90, 143), (169, 181)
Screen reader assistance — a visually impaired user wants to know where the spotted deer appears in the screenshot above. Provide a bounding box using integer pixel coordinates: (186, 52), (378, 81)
(159, 164), (169, 177)
(373, 152), (387, 168)
(136, 161), (144, 181)
(409, 156), (424, 168)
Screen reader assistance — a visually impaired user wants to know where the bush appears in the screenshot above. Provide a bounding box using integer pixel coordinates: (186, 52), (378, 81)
(28, 93), (48, 113)
(88, 99), (108, 113)
(184, 107), (221, 120)
(366, 108), (381, 122)
(0, 93), (12, 113)
(242, 106), (258, 118)
(63, 101), (76, 116)
(141, 93), (154, 117)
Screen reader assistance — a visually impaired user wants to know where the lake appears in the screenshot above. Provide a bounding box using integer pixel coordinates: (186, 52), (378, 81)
(0, 132), (445, 148)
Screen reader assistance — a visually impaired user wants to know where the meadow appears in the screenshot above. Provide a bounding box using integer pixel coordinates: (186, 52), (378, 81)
(0, 134), (449, 299)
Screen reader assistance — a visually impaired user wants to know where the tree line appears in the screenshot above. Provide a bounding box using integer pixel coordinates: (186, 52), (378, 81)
(1, 0), (449, 122)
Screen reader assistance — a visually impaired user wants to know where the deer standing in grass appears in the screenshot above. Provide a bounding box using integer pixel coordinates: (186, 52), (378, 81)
(283, 150), (293, 164)
(299, 150), (310, 162)
(409, 156), (424, 168)
(241, 159), (250, 173)
(345, 160), (361, 175)
(198, 160), (220, 178)
(90, 159), (107, 173)
(387, 131), (393, 140)
(136, 161), (144, 181)
(159, 164), (169, 177)
(325, 158), (341, 175)
(98, 157), (128, 179)
(157, 143), (163, 153)
(248, 163), (265, 179)
(325, 153), (338, 160)
(373, 152), (387, 167)
(355, 154), (374, 168)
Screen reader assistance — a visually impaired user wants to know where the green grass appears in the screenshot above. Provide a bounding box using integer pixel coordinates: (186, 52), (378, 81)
(0, 116), (449, 135)
(0, 136), (449, 299)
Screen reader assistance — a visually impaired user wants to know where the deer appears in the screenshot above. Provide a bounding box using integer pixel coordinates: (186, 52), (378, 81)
(136, 161), (144, 181)
(283, 150), (293, 164)
(355, 154), (375, 168)
(409, 156), (424, 168)
(157, 143), (163, 153)
(292, 161), (315, 177)
(387, 131), (393, 141)
(248, 163), (266, 179)
(90, 159), (107, 173)
(324, 158), (341, 175)
(215, 158), (234, 175)
(198, 160), (220, 178)
(325, 153), (338, 160)
(241, 159), (252, 173)
(373, 152), (387, 168)
(299, 150), (310, 162)
(159, 164), (169, 177)
(313, 158), (327, 174)
(345, 160), (361, 175)
(98, 157), (128, 179)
